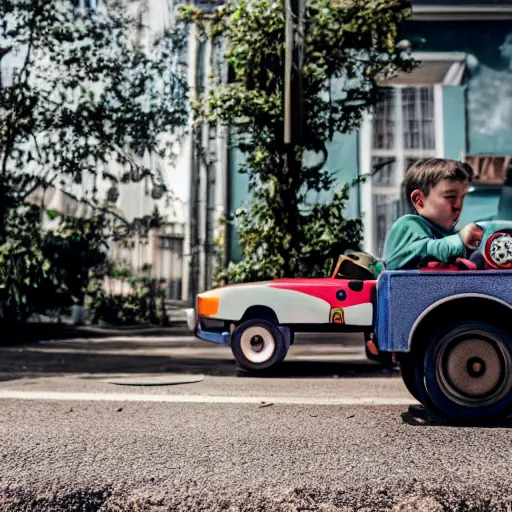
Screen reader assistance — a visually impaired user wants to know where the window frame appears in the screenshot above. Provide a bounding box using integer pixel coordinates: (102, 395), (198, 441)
(360, 83), (444, 256)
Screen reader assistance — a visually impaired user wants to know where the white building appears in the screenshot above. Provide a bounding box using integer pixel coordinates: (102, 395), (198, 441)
(0, 0), (229, 305)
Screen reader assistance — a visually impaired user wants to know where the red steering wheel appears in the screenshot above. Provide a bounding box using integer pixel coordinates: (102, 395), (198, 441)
(483, 231), (512, 270)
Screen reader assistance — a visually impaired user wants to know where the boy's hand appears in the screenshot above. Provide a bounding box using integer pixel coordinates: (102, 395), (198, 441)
(459, 223), (484, 249)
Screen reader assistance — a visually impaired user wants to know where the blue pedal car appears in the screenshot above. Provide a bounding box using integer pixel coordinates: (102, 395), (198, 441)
(376, 221), (512, 423)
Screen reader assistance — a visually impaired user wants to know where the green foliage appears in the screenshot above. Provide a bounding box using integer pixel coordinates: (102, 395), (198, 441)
(0, 204), (169, 326)
(86, 264), (168, 326)
(0, 0), (189, 323)
(42, 214), (109, 306)
(215, 183), (363, 284)
(0, 205), (51, 322)
(183, 0), (416, 283)
(0, 0), (188, 230)
(0, 205), (109, 323)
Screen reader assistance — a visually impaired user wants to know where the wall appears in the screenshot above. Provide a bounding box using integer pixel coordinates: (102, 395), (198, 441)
(401, 20), (512, 156)
(442, 85), (466, 160)
(322, 132), (359, 219)
(227, 146), (250, 263)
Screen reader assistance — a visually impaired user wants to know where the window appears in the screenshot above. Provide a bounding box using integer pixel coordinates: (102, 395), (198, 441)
(373, 89), (395, 150)
(2, 67), (21, 86)
(371, 157), (406, 256)
(11, 67), (20, 84)
(403, 87), (435, 151)
(158, 235), (184, 301)
(370, 86), (437, 256)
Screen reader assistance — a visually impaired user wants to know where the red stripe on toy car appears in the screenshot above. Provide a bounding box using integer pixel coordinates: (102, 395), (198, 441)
(267, 278), (375, 308)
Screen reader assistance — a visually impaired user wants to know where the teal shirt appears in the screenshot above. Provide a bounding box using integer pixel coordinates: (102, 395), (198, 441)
(383, 215), (466, 270)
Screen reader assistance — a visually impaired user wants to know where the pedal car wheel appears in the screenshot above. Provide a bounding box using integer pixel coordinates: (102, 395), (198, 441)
(420, 321), (512, 423)
(231, 320), (289, 372)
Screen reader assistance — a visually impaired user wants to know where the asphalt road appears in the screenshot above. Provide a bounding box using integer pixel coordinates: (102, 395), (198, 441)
(0, 333), (511, 511)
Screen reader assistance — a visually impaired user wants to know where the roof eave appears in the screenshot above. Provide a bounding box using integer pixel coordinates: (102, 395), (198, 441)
(412, 5), (512, 20)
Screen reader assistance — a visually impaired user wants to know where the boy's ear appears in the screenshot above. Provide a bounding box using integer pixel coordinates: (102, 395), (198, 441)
(411, 189), (424, 209)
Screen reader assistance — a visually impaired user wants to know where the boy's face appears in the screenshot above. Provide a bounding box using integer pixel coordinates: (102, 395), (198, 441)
(411, 178), (468, 230)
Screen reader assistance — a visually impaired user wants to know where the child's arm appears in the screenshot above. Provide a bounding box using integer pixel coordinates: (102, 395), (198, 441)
(384, 216), (465, 270)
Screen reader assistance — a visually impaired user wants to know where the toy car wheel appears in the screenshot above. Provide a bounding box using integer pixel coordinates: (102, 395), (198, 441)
(397, 353), (422, 403)
(231, 319), (289, 372)
(418, 321), (512, 423)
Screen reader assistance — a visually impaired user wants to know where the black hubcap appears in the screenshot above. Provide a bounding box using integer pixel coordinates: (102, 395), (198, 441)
(467, 357), (486, 378)
(250, 335), (264, 352)
(436, 329), (512, 407)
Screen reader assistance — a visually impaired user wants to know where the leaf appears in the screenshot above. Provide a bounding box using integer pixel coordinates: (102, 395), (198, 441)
(46, 210), (61, 221)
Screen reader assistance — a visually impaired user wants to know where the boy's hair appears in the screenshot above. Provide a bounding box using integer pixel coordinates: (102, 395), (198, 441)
(403, 158), (473, 209)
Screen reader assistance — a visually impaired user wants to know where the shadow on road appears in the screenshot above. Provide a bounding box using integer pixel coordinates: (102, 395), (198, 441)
(0, 335), (394, 380)
(401, 404), (512, 429)
(238, 360), (392, 379)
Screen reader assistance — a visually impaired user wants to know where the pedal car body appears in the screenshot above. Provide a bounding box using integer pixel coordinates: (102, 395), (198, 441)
(187, 251), (381, 371)
(376, 221), (512, 423)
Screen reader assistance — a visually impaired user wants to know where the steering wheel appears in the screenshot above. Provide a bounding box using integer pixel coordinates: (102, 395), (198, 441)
(483, 231), (512, 269)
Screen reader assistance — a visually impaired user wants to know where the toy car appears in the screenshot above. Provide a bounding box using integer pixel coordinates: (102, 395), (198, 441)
(186, 251), (381, 372)
(187, 222), (512, 423)
(380, 221), (512, 423)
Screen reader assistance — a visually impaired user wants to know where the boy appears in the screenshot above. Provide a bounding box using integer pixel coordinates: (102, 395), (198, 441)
(383, 158), (484, 270)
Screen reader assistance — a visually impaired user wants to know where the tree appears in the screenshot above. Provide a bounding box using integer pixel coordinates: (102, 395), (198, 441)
(0, 0), (189, 241)
(181, 0), (416, 283)
(0, 204), (51, 323)
(0, 204), (109, 323)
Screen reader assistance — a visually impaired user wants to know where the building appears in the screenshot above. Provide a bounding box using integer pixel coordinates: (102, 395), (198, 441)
(0, 0), (226, 303)
(5, 0), (511, 301)
(360, 0), (512, 257)
(118, 0), (512, 287)
(227, 0), (512, 261)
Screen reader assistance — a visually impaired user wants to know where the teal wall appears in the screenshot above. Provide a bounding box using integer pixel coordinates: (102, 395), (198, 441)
(459, 188), (501, 225)
(228, 146), (250, 262)
(304, 132), (359, 219)
(401, 20), (512, 155)
(442, 86), (467, 160)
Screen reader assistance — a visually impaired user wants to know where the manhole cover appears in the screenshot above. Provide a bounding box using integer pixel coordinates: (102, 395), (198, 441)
(105, 374), (205, 386)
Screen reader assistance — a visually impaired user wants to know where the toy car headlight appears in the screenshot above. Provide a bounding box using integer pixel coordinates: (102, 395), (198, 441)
(198, 296), (220, 316)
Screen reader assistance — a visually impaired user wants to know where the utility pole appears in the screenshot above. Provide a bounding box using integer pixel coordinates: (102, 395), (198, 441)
(283, 0), (306, 273)
(284, 0), (305, 147)
(188, 34), (203, 306)
(204, 122), (217, 292)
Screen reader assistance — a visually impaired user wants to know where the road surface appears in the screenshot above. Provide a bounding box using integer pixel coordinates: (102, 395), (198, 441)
(0, 333), (511, 511)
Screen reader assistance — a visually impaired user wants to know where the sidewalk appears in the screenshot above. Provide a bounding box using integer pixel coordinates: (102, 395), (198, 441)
(1, 312), (367, 347)
(1, 319), (191, 345)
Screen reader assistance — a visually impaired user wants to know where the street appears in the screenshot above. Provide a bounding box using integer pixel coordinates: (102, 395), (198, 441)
(0, 334), (511, 511)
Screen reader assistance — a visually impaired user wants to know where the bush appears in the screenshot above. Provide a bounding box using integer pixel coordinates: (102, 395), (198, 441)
(0, 205), (53, 323)
(0, 206), (109, 324)
(86, 264), (169, 326)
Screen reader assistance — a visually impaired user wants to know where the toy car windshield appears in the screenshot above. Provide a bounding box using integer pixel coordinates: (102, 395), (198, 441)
(330, 250), (385, 280)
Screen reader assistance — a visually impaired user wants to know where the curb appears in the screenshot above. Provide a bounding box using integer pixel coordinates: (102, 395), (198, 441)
(1, 322), (192, 345)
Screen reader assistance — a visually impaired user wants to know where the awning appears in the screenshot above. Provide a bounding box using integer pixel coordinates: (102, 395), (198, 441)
(378, 52), (468, 86)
